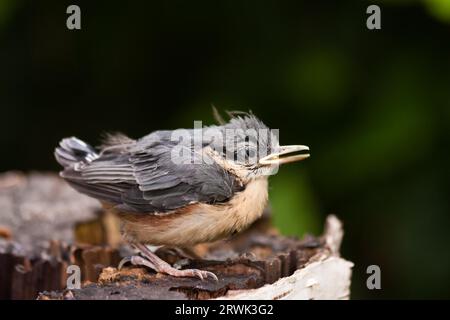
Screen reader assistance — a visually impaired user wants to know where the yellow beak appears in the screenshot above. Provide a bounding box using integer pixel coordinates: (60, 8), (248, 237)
(259, 145), (310, 165)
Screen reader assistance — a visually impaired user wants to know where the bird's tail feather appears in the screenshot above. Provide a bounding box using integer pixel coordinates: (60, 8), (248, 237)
(55, 137), (98, 168)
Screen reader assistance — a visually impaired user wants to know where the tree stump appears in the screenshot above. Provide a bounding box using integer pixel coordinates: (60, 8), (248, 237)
(0, 171), (353, 300)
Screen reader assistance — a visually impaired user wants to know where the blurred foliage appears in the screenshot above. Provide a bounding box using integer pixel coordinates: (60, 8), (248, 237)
(0, 0), (449, 298)
(0, 0), (19, 30)
(270, 168), (321, 237)
(425, 0), (450, 22)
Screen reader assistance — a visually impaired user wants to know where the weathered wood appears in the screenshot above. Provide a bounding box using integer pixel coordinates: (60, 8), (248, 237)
(217, 216), (353, 300)
(36, 244), (315, 300)
(0, 171), (100, 251)
(0, 171), (353, 300)
(0, 171), (104, 299)
(37, 216), (351, 300)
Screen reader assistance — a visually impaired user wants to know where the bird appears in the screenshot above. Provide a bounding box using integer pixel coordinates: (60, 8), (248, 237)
(54, 111), (310, 281)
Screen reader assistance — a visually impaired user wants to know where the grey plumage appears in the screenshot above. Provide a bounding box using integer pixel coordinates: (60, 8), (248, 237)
(54, 113), (310, 280)
(54, 137), (99, 167)
(54, 115), (273, 214)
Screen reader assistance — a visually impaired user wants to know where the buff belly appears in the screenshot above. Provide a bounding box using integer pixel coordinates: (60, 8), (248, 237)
(118, 178), (268, 247)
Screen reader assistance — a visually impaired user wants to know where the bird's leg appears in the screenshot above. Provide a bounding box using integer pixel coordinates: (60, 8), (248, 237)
(119, 243), (218, 281)
(160, 246), (203, 260)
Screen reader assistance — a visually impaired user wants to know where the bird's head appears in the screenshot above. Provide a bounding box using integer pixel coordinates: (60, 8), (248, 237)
(205, 113), (310, 183)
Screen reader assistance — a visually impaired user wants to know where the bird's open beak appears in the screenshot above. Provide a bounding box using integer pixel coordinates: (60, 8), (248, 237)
(259, 145), (310, 165)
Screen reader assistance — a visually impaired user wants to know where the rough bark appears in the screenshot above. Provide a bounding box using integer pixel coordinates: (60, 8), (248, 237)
(0, 171), (353, 300)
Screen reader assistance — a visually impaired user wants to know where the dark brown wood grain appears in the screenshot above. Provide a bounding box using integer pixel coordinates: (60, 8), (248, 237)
(0, 171), (327, 300)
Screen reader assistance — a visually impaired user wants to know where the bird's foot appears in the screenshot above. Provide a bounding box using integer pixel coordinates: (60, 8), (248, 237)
(156, 265), (218, 281)
(118, 254), (218, 281)
(118, 255), (156, 271)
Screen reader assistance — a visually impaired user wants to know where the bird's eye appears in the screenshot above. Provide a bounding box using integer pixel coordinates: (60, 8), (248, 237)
(235, 145), (257, 164)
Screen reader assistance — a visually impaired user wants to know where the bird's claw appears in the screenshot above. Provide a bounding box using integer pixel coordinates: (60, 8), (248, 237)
(195, 269), (219, 281)
(118, 256), (132, 270)
(118, 255), (155, 270)
(118, 255), (218, 281)
(178, 268), (219, 281)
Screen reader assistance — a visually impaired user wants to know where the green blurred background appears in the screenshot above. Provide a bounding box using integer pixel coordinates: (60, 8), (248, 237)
(1, 0), (449, 298)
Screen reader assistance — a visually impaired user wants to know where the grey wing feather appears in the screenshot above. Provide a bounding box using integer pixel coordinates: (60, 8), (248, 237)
(60, 131), (242, 214)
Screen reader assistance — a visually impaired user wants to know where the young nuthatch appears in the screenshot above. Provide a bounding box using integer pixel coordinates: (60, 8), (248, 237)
(55, 112), (309, 280)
